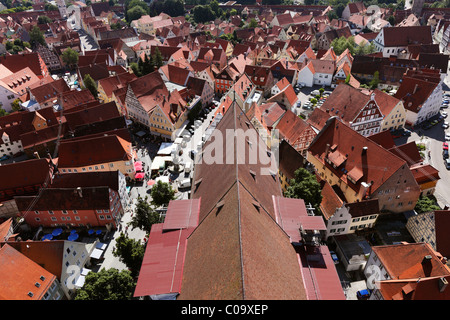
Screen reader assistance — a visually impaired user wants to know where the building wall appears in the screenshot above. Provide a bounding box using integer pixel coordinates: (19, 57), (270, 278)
(307, 153), (420, 213)
(381, 101), (406, 131)
(415, 83), (442, 125)
(406, 211), (436, 250)
(59, 159), (135, 180)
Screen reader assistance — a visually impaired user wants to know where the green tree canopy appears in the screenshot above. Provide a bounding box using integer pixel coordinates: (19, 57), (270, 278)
(29, 25), (46, 47)
(192, 4), (215, 24)
(152, 47), (163, 69)
(414, 196), (440, 214)
(74, 268), (135, 300)
(127, 5), (147, 22)
(83, 74), (98, 98)
(61, 47), (79, 67)
(330, 36), (356, 55)
(38, 15), (52, 24)
(150, 180), (175, 208)
(112, 233), (146, 278)
(284, 168), (323, 212)
(130, 196), (161, 233)
(369, 70), (380, 89)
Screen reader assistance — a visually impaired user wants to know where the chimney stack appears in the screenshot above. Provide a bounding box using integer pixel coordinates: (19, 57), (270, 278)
(421, 255), (432, 266)
(76, 187), (83, 198)
(439, 277), (448, 293)
(362, 146), (368, 155)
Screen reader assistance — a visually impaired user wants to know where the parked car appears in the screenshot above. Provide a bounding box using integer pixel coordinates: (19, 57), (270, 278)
(330, 251), (339, 264)
(443, 122), (449, 129)
(402, 129), (412, 136)
(443, 112), (448, 118)
(356, 289), (370, 300)
(444, 149), (449, 159)
(446, 133), (450, 141)
(443, 99), (450, 104)
(444, 142), (449, 150)
(0, 155), (10, 161)
(446, 159), (450, 170)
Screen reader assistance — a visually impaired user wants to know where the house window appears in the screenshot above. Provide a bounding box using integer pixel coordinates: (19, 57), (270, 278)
(99, 215), (105, 220)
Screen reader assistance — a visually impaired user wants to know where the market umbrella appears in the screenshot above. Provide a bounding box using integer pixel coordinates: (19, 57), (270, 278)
(147, 180), (156, 186)
(96, 230), (102, 235)
(70, 230), (77, 234)
(68, 233), (79, 241)
(135, 172), (145, 179)
(42, 234), (53, 241)
(88, 229), (95, 235)
(52, 228), (63, 237)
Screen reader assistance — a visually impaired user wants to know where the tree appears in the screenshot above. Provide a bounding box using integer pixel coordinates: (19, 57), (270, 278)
(284, 168), (323, 212)
(74, 268), (135, 300)
(0, 108), (8, 117)
(152, 47), (163, 69)
(142, 54), (154, 75)
(112, 233), (145, 278)
(11, 99), (21, 111)
(248, 18), (258, 28)
(37, 15), (52, 24)
(369, 71), (380, 89)
(83, 74), (98, 98)
(192, 4), (215, 24)
(414, 196), (440, 214)
(130, 62), (141, 77)
(29, 25), (45, 47)
(150, 180), (175, 208)
(130, 196), (160, 233)
(44, 2), (58, 10)
(61, 47), (79, 68)
(127, 5), (147, 22)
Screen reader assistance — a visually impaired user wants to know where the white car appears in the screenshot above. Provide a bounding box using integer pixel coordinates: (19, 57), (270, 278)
(443, 122), (449, 129)
(443, 112), (448, 118)
(446, 133), (450, 141)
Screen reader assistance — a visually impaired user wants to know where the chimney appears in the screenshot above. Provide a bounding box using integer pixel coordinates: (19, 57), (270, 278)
(422, 255), (432, 264)
(362, 146), (368, 155)
(439, 277), (448, 293)
(413, 84), (419, 94)
(34, 152), (40, 159)
(76, 187), (83, 198)
(325, 143), (330, 157)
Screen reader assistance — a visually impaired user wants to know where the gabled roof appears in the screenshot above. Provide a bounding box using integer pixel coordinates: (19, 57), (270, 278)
(57, 134), (132, 168)
(15, 186), (111, 211)
(308, 117), (413, 195)
(179, 102), (306, 300)
(380, 26), (432, 47)
(394, 76), (439, 113)
(0, 158), (53, 194)
(372, 242), (450, 280)
(0, 244), (56, 300)
(29, 79), (71, 104)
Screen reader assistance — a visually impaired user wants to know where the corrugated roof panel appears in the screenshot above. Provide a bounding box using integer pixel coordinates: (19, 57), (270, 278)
(134, 224), (194, 297)
(162, 199), (200, 231)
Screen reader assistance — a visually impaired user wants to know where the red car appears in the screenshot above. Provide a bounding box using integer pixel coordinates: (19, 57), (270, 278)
(444, 142), (449, 150)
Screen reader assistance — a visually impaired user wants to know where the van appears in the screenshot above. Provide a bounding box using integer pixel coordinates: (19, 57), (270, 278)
(179, 178), (191, 189)
(185, 161), (192, 173)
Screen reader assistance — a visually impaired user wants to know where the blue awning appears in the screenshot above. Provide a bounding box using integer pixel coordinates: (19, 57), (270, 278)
(68, 233), (79, 241)
(42, 234), (53, 241)
(52, 228), (63, 236)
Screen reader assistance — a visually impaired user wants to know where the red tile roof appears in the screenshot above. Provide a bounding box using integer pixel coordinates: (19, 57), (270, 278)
(179, 103), (307, 300)
(307, 117), (414, 196)
(57, 134), (132, 168)
(372, 242), (450, 280)
(0, 244), (57, 300)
